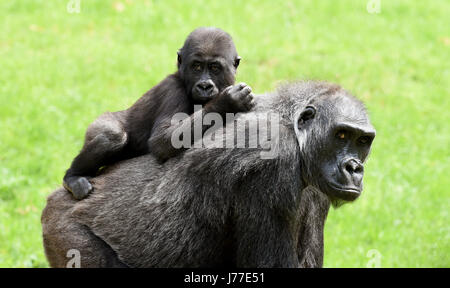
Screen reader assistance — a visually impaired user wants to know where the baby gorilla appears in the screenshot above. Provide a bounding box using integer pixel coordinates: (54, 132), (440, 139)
(63, 27), (254, 200)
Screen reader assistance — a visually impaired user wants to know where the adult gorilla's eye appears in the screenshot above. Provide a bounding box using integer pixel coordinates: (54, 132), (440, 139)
(358, 136), (371, 144)
(192, 62), (202, 72)
(335, 130), (347, 140)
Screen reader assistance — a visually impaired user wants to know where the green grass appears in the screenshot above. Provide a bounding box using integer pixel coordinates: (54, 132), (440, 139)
(0, 0), (448, 268)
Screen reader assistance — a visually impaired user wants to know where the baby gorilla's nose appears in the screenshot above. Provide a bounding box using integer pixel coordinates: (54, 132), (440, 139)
(197, 80), (214, 92)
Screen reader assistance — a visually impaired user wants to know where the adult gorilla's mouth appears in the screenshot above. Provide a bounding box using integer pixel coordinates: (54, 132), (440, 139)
(326, 183), (361, 201)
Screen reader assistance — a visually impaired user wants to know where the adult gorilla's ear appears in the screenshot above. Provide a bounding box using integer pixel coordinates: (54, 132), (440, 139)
(297, 106), (316, 127)
(234, 56), (241, 68)
(177, 50), (182, 68)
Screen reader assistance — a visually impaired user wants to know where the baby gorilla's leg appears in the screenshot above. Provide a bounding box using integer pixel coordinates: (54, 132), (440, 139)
(63, 111), (128, 199)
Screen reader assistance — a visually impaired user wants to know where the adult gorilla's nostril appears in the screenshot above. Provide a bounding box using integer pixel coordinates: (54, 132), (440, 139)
(344, 159), (364, 175)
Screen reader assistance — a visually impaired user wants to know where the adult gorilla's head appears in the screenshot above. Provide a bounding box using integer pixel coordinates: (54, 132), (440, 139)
(177, 27), (241, 103)
(288, 83), (376, 207)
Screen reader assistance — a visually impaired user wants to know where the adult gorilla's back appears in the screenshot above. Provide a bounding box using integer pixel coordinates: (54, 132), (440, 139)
(43, 149), (238, 267)
(42, 85), (300, 268)
(42, 81), (375, 268)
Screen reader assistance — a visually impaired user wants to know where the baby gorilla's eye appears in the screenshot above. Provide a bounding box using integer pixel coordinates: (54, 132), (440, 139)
(209, 63), (221, 73)
(336, 130), (347, 140)
(192, 62), (202, 72)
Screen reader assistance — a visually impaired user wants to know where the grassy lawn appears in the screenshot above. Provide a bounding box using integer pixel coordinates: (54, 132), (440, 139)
(0, 0), (448, 267)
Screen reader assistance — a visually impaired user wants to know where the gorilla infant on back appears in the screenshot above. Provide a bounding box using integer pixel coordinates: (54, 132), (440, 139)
(63, 27), (254, 200)
(42, 80), (375, 268)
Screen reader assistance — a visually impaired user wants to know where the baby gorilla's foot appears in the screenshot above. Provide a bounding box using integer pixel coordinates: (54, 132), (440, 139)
(63, 176), (93, 200)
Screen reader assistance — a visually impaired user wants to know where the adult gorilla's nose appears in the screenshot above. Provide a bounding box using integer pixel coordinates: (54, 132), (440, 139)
(342, 158), (364, 186)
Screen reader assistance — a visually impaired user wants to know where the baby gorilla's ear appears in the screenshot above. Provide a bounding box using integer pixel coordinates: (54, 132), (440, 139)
(234, 56), (241, 68)
(177, 50), (182, 68)
(297, 106), (316, 127)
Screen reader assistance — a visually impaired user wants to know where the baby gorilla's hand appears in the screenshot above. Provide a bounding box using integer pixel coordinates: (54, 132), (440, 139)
(221, 83), (255, 112)
(209, 83), (255, 113)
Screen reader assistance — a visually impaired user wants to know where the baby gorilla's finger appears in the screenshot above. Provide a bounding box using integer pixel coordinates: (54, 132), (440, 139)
(222, 85), (233, 94)
(237, 86), (252, 100)
(228, 85), (241, 95)
(245, 99), (256, 110)
(242, 93), (254, 103)
(235, 85), (250, 95)
(237, 82), (247, 89)
(230, 83), (247, 94)
(242, 94), (255, 110)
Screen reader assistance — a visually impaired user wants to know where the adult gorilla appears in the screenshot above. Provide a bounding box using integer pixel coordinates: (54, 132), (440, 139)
(42, 81), (376, 268)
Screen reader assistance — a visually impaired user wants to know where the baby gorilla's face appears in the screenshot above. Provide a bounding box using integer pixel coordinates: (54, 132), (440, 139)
(187, 56), (223, 103)
(177, 28), (239, 103)
(182, 53), (237, 103)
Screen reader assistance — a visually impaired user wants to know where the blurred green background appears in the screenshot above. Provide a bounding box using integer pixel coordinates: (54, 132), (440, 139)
(0, 0), (448, 268)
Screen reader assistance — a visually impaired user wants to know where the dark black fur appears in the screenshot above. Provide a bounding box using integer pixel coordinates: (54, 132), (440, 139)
(42, 81), (375, 267)
(63, 27), (254, 200)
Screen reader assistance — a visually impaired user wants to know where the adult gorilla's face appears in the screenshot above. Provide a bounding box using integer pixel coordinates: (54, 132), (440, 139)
(319, 119), (375, 202)
(296, 92), (376, 204)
